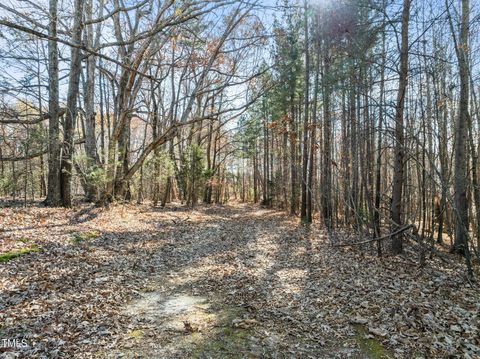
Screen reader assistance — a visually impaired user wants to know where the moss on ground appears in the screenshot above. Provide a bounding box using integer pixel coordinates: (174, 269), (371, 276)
(191, 326), (253, 358)
(353, 324), (393, 358)
(71, 231), (100, 244)
(0, 245), (41, 263)
(189, 306), (257, 358)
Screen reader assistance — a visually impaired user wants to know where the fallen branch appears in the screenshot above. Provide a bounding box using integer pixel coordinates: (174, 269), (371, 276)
(333, 224), (413, 247)
(171, 216), (190, 225)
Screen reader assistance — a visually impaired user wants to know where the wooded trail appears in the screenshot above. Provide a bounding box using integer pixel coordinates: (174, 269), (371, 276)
(1, 203), (478, 358)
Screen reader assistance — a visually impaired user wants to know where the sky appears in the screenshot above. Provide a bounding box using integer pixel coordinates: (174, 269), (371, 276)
(0, 0), (479, 110)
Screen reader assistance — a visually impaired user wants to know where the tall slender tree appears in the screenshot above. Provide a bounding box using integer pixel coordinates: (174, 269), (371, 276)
(390, 0), (411, 254)
(60, 0), (85, 207)
(449, 0), (470, 257)
(301, 0), (310, 222)
(45, 0), (61, 206)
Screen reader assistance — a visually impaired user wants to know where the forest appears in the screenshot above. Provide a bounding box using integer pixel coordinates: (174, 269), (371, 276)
(0, 0), (479, 358)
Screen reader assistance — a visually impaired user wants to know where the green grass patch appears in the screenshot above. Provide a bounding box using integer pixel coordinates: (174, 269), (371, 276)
(71, 231), (101, 244)
(0, 244), (41, 263)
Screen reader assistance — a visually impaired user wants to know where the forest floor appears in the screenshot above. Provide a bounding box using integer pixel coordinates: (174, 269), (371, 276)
(0, 202), (479, 358)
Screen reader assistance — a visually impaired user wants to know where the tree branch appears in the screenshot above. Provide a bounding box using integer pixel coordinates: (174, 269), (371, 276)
(333, 225), (414, 247)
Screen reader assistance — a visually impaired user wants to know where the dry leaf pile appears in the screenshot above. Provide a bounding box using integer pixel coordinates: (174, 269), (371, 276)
(0, 203), (478, 358)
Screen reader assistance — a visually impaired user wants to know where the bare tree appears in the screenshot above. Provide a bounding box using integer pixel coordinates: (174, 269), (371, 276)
(448, 0), (470, 258)
(45, 0), (61, 206)
(60, 0), (85, 207)
(390, 0), (411, 254)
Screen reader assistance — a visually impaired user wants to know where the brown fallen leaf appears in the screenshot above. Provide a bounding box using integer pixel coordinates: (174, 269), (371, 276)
(232, 318), (258, 329)
(350, 316), (368, 325)
(368, 327), (388, 337)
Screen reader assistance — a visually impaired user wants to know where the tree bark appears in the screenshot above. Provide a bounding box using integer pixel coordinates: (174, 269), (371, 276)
(322, 53), (333, 229)
(83, 0), (102, 201)
(45, 0), (61, 206)
(300, 0), (310, 222)
(390, 0), (410, 254)
(307, 47), (320, 224)
(60, 0), (85, 207)
(450, 0), (470, 259)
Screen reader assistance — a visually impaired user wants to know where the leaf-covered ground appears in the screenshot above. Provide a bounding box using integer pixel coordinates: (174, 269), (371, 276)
(0, 203), (479, 358)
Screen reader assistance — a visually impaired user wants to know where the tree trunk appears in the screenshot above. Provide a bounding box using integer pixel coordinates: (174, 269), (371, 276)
(450, 0), (470, 260)
(374, 18), (386, 250)
(60, 0), (85, 207)
(290, 95), (297, 215)
(390, 0), (410, 254)
(45, 0), (61, 206)
(307, 48), (320, 223)
(300, 0), (310, 222)
(322, 53), (333, 229)
(83, 0), (101, 201)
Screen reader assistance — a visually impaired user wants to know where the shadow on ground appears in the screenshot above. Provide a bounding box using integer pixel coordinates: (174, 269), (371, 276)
(1, 203), (477, 358)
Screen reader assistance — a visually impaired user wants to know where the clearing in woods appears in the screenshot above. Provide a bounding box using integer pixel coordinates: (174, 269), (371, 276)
(0, 203), (478, 358)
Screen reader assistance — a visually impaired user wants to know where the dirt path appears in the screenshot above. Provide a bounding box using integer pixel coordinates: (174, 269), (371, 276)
(1, 203), (478, 358)
(109, 204), (336, 358)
